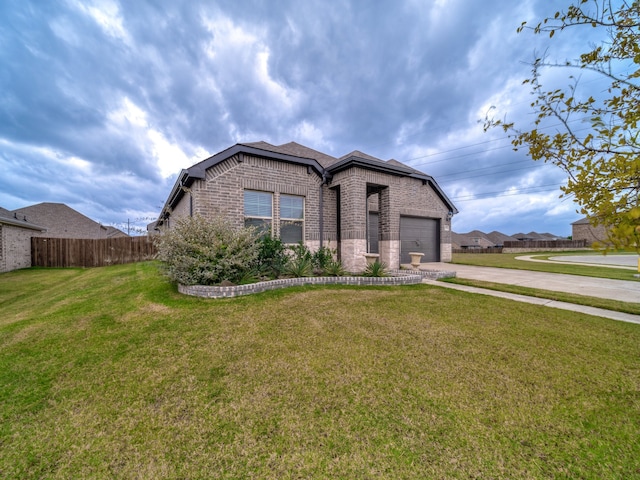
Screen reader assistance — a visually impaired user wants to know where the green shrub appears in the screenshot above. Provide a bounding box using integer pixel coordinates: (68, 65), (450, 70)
(311, 246), (334, 274)
(283, 244), (344, 277)
(155, 215), (259, 285)
(284, 243), (313, 277)
(323, 259), (347, 277)
(284, 256), (314, 277)
(254, 234), (289, 278)
(363, 259), (388, 277)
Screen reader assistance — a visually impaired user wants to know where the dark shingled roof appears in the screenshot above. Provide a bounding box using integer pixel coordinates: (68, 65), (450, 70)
(339, 149), (383, 162)
(241, 141), (338, 168)
(571, 217), (591, 225)
(156, 141), (459, 228)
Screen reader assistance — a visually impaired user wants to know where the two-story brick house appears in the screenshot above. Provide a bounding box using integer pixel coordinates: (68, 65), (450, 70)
(154, 141), (457, 272)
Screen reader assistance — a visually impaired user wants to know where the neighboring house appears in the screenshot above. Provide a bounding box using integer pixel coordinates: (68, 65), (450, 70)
(485, 231), (518, 247)
(105, 226), (128, 238)
(11, 202), (112, 239)
(451, 230), (567, 250)
(0, 208), (47, 272)
(451, 230), (495, 249)
(154, 141), (458, 271)
(571, 217), (610, 245)
(512, 232), (541, 241)
(147, 221), (160, 236)
(0, 202), (123, 273)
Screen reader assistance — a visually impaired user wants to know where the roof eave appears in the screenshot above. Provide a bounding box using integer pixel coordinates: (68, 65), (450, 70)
(0, 216), (47, 231)
(327, 156), (415, 176)
(327, 156), (458, 215)
(155, 144), (326, 228)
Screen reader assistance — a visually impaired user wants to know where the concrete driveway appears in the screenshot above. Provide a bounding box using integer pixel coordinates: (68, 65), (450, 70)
(422, 262), (640, 324)
(426, 262), (639, 302)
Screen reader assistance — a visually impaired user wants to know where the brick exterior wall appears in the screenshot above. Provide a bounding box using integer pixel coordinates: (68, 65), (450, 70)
(0, 224), (34, 272)
(169, 154), (324, 244)
(572, 222), (610, 246)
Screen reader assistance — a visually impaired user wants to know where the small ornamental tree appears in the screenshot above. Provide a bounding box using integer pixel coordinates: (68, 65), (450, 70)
(486, 0), (640, 252)
(155, 215), (259, 285)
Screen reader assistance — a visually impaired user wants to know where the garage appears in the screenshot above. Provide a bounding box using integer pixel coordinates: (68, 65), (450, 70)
(400, 216), (440, 263)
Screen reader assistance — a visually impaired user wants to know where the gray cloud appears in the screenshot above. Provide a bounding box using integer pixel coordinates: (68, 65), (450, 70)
(0, 0), (590, 235)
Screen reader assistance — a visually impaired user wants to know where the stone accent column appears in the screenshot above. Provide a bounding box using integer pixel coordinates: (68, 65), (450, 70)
(338, 174), (367, 272)
(378, 186), (400, 269)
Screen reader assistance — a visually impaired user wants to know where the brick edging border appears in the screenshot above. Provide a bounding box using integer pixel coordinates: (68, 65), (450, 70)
(178, 269), (456, 299)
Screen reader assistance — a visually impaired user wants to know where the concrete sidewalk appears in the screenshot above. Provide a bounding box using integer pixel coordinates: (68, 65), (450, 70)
(421, 263), (640, 324)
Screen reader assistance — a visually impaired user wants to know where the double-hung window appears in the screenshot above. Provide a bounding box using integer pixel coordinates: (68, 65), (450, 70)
(244, 190), (272, 234)
(280, 194), (304, 244)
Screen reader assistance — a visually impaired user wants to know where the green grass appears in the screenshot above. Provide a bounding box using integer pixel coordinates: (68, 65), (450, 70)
(442, 277), (640, 315)
(1, 263), (640, 478)
(452, 252), (640, 281)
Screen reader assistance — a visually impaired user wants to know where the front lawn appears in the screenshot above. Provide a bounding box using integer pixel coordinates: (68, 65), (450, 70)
(1, 263), (639, 478)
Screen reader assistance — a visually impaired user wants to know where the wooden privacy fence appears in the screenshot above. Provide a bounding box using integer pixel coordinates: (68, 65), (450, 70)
(452, 247), (503, 254)
(503, 239), (588, 249)
(32, 236), (157, 268)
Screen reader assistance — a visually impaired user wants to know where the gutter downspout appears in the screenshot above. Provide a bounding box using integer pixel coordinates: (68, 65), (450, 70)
(319, 175), (325, 249)
(319, 171), (332, 249)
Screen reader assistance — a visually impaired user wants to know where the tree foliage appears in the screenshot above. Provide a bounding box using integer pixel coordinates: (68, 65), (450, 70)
(487, 0), (640, 252)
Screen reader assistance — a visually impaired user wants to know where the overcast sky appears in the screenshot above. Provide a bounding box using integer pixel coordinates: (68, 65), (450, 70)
(1, 0), (606, 236)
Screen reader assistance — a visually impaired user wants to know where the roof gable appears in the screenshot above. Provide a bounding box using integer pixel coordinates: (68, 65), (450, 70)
(240, 141), (338, 168)
(11, 202), (105, 237)
(156, 140), (459, 226)
(485, 230), (517, 244)
(339, 150), (383, 162)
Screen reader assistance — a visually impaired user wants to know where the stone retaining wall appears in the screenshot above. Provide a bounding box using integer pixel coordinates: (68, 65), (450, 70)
(179, 269), (456, 299)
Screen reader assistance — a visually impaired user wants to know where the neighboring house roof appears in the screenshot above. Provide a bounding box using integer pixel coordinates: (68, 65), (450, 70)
(485, 231), (517, 246)
(571, 217), (591, 225)
(0, 209), (47, 231)
(512, 231), (569, 241)
(156, 141), (459, 227)
(10, 202), (107, 238)
(105, 226), (128, 238)
(452, 230), (494, 248)
(538, 232), (564, 240)
(511, 232), (541, 241)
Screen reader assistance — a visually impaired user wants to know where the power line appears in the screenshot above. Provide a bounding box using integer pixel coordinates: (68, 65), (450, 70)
(439, 163), (547, 182)
(450, 183), (564, 202)
(436, 159), (535, 179)
(405, 121), (594, 170)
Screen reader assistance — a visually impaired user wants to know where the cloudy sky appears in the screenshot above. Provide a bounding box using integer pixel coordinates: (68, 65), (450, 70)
(1, 0), (606, 236)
